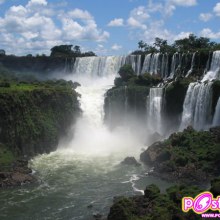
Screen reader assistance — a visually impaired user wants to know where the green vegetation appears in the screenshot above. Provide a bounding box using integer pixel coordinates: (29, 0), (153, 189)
(108, 183), (203, 220)
(118, 64), (135, 81)
(114, 64), (162, 88)
(0, 78), (81, 158)
(0, 144), (15, 167)
(50, 44), (96, 58)
(133, 34), (220, 54)
(140, 127), (220, 183)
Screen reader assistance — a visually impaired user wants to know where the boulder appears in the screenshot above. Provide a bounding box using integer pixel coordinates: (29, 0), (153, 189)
(120, 157), (141, 167)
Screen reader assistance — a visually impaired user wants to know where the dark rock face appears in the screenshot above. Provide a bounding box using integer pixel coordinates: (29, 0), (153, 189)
(120, 157), (141, 167)
(140, 126), (220, 184)
(104, 85), (149, 129)
(0, 159), (36, 187)
(164, 79), (191, 130)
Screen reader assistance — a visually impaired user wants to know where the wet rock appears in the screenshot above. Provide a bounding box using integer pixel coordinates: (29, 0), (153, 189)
(93, 213), (103, 220)
(0, 159), (36, 188)
(120, 157), (141, 167)
(87, 204), (93, 209)
(72, 82), (81, 89)
(148, 132), (163, 144)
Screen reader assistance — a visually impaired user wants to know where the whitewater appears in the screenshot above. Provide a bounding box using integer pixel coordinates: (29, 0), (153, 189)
(0, 57), (170, 220)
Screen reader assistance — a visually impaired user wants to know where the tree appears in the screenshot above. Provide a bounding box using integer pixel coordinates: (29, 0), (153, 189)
(73, 45), (81, 55)
(0, 49), (6, 56)
(154, 38), (168, 52)
(83, 51), (96, 57)
(138, 40), (147, 50)
(50, 45), (73, 57)
(118, 64), (135, 81)
(173, 34), (214, 51)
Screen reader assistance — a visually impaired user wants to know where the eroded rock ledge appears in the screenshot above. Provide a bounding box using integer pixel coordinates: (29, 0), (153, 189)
(0, 160), (36, 187)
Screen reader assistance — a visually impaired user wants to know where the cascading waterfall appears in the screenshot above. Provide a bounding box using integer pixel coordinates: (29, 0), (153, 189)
(141, 54), (152, 74)
(180, 82), (213, 130)
(186, 52), (196, 77)
(180, 51), (220, 131)
(70, 51), (218, 79)
(73, 56), (126, 77)
(161, 53), (169, 79)
(125, 55), (142, 75)
(202, 50), (220, 81)
(141, 53), (162, 76)
(213, 97), (220, 126)
(149, 53), (160, 75)
(67, 55), (145, 154)
(170, 52), (180, 78)
(147, 87), (164, 134)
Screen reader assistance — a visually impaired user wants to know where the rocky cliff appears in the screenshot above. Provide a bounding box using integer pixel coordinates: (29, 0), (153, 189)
(0, 80), (80, 159)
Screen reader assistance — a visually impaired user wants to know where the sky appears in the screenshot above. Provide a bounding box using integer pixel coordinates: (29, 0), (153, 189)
(0, 0), (220, 56)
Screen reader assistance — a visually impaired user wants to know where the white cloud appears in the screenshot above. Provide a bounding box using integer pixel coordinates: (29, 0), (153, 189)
(199, 13), (212, 22)
(174, 31), (191, 40)
(141, 20), (172, 44)
(68, 8), (93, 20)
(0, 0), (109, 54)
(127, 6), (149, 29)
(108, 18), (124, 27)
(127, 17), (147, 29)
(200, 28), (220, 39)
(169, 0), (197, 7)
(163, 0), (197, 16)
(111, 44), (122, 51)
(130, 6), (150, 22)
(214, 3), (220, 16)
(27, 0), (47, 7)
(59, 8), (109, 42)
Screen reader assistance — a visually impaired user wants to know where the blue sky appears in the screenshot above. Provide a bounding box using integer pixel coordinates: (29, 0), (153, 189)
(0, 0), (220, 56)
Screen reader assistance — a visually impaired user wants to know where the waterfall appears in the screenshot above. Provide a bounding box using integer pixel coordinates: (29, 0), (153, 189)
(138, 53), (162, 76)
(149, 53), (161, 75)
(73, 56), (125, 77)
(141, 54), (152, 74)
(147, 87), (164, 134)
(186, 52), (196, 77)
(180, 82), (213, 130)
(72, 55), (145, 76)
(161, 53), (169, 79)
(213, 97), (220, 126)
(136, 55), (142, 75)
(125, 55), (142, 75)
(169, 52), (180, 78)
(124, 86), (128, 122)
(202, 51), (220, 81)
